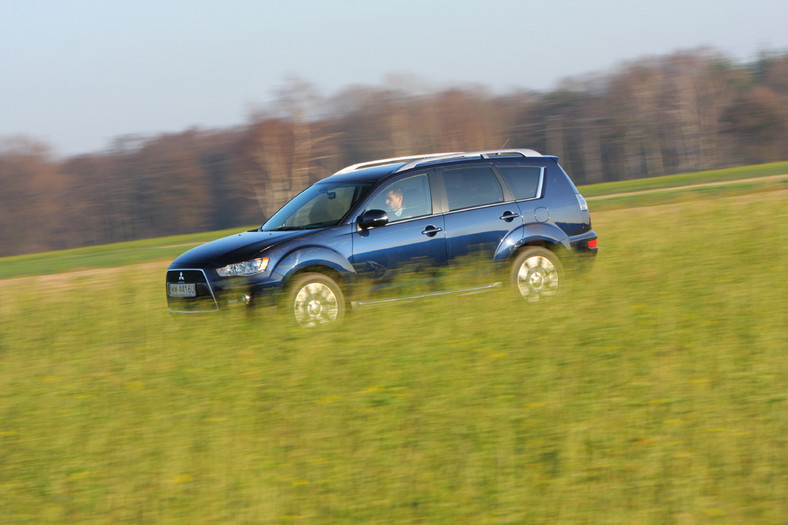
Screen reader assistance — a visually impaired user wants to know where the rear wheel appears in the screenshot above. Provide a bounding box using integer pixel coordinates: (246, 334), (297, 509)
(286, 273), (345, 327)
(510, 247), (563, 302)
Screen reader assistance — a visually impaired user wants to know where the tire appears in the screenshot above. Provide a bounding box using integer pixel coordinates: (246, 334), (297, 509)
(510, 247), (563, 302)
(285, 273), (346, 327)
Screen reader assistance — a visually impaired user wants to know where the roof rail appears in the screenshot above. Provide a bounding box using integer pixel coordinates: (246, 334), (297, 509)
(334, 152), (462, 175)
(394, 148), (542, 172)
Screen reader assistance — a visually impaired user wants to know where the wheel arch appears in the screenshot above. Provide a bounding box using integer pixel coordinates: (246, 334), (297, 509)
(509, 223), (571, 263)
(274, 245), (357, 291)
(284, 264), (348, 294)
(515, 238), (564, 258)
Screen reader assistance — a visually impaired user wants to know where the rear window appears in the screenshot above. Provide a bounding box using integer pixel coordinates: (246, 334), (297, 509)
(443, 167), (504, 211)
(498, 166), (543, 200)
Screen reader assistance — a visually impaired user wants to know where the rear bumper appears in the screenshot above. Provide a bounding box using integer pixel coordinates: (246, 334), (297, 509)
(569, 230), (598, 260)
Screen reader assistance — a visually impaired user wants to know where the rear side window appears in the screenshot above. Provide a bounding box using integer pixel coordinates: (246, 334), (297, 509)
(443, 167), (504, 211)
(498, 166), (543, 200)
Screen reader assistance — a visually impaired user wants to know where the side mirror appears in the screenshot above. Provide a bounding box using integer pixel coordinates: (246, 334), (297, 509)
(358, 209), (389, 229)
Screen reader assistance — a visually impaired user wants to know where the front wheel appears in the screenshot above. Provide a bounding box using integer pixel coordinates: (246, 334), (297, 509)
(510, 247), (563, 302)
(286, 273), (346, 327)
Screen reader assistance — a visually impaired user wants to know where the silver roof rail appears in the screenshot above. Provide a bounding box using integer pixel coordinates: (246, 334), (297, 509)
(334, 152), (462, 175)
(394, 148), (542, 173)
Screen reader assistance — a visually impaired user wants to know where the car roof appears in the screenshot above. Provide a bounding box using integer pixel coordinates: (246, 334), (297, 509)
(324, 149), (554, 184)
(320, 162), (406, 184)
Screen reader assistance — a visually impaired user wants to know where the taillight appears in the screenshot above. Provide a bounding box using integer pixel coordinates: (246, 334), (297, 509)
(588, 239), (598, 249)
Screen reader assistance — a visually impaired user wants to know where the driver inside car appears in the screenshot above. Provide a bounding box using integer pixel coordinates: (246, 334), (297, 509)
(385, 186), (404, 218)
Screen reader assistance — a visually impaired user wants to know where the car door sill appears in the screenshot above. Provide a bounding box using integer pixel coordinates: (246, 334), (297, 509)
(351, 282), (502, 308)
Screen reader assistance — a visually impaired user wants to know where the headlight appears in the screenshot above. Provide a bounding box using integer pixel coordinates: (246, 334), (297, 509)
(216, 257), (269, 277)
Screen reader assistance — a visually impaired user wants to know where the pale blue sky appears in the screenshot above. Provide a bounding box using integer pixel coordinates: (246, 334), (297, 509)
(1, 0), (787, 157)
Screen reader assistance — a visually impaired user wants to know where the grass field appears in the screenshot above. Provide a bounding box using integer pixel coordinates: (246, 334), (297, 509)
(579, 161), (788, 197)
(1, 179), (787, 522)
(0, 227), (249, 281)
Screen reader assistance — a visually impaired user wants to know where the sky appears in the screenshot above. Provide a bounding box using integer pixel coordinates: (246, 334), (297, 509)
(2, 0), (787, 157)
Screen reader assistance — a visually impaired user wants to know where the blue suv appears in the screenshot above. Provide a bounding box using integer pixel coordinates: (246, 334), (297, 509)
(166, 149), (597, 326)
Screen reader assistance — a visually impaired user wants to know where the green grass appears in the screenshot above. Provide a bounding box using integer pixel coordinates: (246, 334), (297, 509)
(1, 190), (786, 523)
(578, 161), (788, 197)
(0, 227), (253, 280)
(585, 176), (788, 212)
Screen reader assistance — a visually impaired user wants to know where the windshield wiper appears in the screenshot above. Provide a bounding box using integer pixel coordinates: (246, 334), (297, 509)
(266, 220), (340, 232)
(267, 225), (312, 231)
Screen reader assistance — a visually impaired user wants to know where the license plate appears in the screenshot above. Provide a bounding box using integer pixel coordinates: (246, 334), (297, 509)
(168, 283), (196, 297)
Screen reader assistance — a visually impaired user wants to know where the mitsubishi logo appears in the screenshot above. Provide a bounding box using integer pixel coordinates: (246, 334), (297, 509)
(178, 272), (185, 282)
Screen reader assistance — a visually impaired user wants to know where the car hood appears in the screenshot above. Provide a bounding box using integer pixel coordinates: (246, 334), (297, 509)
(169, 229), (312, 268)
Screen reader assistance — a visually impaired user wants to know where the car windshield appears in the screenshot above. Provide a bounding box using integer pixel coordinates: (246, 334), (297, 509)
(261, 182), (372, 231)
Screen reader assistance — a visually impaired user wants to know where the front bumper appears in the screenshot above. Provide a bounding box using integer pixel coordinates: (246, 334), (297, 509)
(165, 268), (282, 313)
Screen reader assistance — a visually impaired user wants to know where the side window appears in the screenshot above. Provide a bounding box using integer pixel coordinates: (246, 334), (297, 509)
(442, 167), (504, 211)
(364, 173), (432, 222)
(497, 166), (543, 200)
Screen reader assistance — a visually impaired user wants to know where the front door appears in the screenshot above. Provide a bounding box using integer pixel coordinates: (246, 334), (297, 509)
(351, 173), (447, 299)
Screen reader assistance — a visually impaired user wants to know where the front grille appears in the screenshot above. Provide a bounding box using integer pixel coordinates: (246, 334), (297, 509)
(167, 269), (209, 284)
(166, 268), (219, 312)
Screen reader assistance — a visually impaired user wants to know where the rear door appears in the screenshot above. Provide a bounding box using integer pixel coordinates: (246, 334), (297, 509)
(438, 164), (523, 266)
(495, 164), (546, 225)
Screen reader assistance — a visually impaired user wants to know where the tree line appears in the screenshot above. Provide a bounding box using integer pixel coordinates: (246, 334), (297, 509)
(1, 48), (787, 257)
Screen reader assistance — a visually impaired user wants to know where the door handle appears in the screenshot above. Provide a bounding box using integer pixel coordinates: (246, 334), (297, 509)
(499, 211), (520, 222)
(421, 226), (442, 237)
